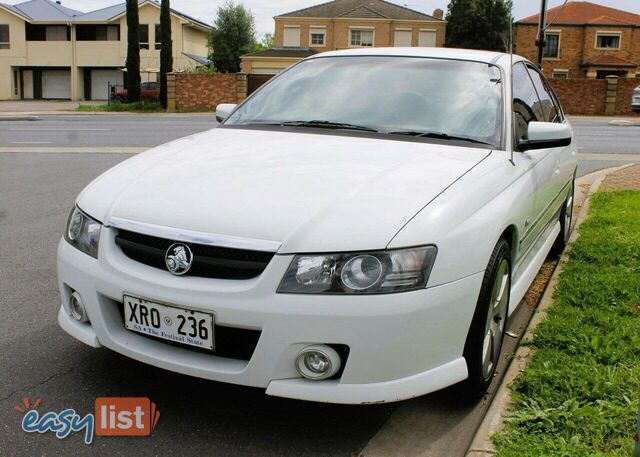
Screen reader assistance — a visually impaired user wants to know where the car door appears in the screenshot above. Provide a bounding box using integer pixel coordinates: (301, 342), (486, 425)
(525, 64), (575, 202)
(512, 61), (551, 258)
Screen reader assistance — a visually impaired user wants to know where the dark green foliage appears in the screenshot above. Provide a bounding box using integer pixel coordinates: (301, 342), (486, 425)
(208, 1), (256, 73)
(125, 0), (141, 102)
(445, 0), (513, 52)
(159, 0), (173, 109)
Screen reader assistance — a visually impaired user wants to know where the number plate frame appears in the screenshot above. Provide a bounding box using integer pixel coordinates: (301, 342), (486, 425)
(123, 295), (215, 350)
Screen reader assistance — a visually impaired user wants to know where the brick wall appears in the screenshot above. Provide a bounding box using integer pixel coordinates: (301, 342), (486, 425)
(548, 78), (639, 116)
(172, 73), (238, 112)
(549, 79), (607, 115)
(616, 79), (639, 115)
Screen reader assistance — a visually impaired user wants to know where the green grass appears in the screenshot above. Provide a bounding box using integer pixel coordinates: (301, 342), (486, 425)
(76, 102), (162, 112)
(494, 191), (640, 456)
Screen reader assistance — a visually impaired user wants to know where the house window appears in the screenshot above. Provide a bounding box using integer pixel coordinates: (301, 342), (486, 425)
(419, 29), (436, 47)
(155, 24), (162, 50)
(283, 26), (301, 47)
(0, 24), (9, 49)
(350, 29), (374, 47)
(77, 25), (119, 41)
(552, 69), (569, 79)
(543, 32), (560, 58)
(596, 32), (621, 49)
(394, 29), (412, 47)
(309, 27), (326, 47)
(26, 24), (70, 41)
(139, 24), (149, 50)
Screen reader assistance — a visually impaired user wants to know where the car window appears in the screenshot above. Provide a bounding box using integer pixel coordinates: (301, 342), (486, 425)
(225, 56), (504, 148)
(512, 62), (542, 142)
(526, 65), (561, 123)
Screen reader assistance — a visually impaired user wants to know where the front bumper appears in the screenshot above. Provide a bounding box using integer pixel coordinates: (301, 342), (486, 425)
(57, 229), (483, 404)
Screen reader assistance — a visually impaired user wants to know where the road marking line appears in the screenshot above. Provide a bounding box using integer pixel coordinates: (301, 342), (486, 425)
(11, 141), (52, 144)
(0, 147), (146, 154)
(8, 128), (112, 131)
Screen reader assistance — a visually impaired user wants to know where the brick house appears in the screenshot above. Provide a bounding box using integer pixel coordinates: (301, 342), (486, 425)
(241, 0), (446, 93)
(516, 1), (640, 80)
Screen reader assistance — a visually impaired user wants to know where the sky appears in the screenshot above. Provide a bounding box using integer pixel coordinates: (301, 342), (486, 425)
(6, 0), (640, 39)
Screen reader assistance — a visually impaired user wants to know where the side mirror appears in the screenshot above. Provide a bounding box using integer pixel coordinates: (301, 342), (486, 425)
(216, 103), (237, 123)
(519, 122), (572, 152)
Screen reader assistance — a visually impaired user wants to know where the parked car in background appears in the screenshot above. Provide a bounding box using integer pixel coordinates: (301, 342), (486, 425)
(58, 48), (577, 404)
(632, 86), (640, 113)
(112, 82), (160, 103)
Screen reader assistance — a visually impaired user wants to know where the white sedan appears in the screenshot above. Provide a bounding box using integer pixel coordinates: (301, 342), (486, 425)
(58, 48), (577, 404)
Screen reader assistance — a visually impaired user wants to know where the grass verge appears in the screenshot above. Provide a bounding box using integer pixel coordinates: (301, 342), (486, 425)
(76, 102), (162, 112)
(494, 190), (640, 456)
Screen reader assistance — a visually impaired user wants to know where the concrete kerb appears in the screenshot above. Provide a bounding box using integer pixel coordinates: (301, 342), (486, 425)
(465, 163), (636, 457)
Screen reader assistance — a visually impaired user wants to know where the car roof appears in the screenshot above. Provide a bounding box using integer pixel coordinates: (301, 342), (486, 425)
(307, 47), (528, 67)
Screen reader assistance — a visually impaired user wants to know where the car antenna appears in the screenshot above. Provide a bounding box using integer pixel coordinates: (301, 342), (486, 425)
(509, 18), (515, 164)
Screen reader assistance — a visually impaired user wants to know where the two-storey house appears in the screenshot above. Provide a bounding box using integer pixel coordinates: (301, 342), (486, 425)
(516, 1), (640, 79)
(241, 0), (446, 94)
(0, 0), (209, 100)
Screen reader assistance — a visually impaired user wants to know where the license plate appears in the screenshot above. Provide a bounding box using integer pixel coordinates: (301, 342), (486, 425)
(123, 296), (214, 350)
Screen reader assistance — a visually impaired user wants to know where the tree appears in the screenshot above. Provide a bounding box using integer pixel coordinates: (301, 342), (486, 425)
(251, 33), (275, 52)
(261, 33), (275, 49)
(445, 0), (512, 52)
(125, 0), (141, 102)
(208, 1), (257, 73)
(159, 0), (173, 109)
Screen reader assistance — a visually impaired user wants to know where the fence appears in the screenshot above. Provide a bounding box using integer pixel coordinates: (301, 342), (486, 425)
(166, 73), (247, 112)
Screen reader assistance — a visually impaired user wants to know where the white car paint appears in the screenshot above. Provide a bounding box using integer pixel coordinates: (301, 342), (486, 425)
(57, 48), (578, 404)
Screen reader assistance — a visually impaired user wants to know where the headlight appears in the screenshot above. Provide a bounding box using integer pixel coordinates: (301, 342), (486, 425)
(278, 246), (437, 294)
(64, 206), (101, 258)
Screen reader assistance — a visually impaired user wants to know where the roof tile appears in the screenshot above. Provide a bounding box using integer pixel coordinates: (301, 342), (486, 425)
(277, 0), (441, 21)
(517, 1), (640, 25)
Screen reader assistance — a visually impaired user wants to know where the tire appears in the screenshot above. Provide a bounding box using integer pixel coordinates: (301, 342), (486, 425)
(551, 178), (575, 257)
(113, 95), (125, 104)
(462, 238), (511, 399)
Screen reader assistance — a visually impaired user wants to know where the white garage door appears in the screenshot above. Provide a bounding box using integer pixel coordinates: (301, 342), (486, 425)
(42, 70), (71, 99)
(91, 69), (123, 100)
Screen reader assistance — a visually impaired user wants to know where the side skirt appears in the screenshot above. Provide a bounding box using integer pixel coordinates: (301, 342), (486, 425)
(508, 220), (560, 315)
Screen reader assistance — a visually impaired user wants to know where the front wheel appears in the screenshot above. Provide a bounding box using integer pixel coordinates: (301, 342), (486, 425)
(463, 238), (511, 398)
(551, 179), (575, 256)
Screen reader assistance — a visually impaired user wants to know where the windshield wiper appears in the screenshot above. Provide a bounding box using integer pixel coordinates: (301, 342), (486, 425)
(387, 131), (492, 146)
(252, 120), (379, 133)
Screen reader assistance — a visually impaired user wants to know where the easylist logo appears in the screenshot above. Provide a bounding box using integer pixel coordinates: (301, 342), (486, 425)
(18, 396), (160, 444)
(95, 397), (160, 437)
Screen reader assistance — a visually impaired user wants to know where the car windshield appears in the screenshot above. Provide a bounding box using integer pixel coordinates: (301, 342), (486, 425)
(225, 56), (504, 147)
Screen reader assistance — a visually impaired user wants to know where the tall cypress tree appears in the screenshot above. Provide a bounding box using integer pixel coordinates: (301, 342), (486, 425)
(125, 0), (141, 102)
(445, 0), (512, 52)
(160, 0), (173, 109)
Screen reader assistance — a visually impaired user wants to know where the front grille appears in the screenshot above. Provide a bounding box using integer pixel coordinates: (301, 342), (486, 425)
(117, 302), (261, 361)
(115, 229), (274, 279)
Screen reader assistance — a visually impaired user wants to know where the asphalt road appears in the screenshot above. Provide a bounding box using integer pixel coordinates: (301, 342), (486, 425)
(0, 115), (638, 456)
(1, 114), (638, 177)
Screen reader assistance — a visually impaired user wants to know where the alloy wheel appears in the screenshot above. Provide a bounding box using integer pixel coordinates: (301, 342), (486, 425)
(481, 258), (510, 380)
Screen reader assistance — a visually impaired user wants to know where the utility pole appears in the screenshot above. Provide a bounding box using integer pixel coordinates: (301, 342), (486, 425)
(536, 0), (547, 69)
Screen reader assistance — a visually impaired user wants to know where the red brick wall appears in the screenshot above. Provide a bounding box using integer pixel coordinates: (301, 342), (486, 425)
(174, 73), (238, 111)
(616, 79), (640, 115)
(548, 79), (608, 115)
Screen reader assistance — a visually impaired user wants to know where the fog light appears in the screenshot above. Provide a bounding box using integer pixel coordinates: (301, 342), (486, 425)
(69, 291), (88, 322)
(295, 345), (341, 380)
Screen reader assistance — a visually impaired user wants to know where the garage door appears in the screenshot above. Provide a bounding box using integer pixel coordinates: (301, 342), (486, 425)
(42, 70), (71, 99)
(91, 69), (123, 100)
(248, 74), (274, 95)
